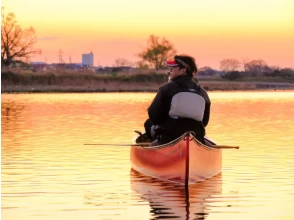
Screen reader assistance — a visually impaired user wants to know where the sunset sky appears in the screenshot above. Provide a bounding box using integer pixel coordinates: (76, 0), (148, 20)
(2, 0), (294, 69)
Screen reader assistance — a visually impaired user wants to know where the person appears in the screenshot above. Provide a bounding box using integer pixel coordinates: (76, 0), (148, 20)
(144, 54), (211, 145)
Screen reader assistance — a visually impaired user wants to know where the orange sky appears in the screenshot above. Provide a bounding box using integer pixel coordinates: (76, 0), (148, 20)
(2, 0), (294, 69)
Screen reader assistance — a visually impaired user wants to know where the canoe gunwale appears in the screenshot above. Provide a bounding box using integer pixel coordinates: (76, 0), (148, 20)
(133, 131), (220, 151)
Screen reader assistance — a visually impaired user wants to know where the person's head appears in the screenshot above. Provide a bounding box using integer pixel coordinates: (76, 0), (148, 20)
(165, 55), (197, 80)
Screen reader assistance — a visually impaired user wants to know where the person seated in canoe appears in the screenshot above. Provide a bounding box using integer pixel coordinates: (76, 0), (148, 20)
(143, 54), (211, 146)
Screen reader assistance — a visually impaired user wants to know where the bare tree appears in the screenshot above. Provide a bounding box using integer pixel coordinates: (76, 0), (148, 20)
(1, 8), (41, 68)
(220, 58), (240, 72)
(138, 35), (176, 70)
(244, 59), (268, 74)
(241, 57), (250, 72)
(113, 58), (130, 67)
(135, 60), (149, 69)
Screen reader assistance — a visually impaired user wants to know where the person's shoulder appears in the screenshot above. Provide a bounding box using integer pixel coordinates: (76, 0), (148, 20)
(199, 85), (208, 94)
(198, 85), (211, 103)
(159, 81), (178, 90)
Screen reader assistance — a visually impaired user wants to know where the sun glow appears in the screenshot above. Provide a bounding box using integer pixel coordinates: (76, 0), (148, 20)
(2, 0), (294, 68)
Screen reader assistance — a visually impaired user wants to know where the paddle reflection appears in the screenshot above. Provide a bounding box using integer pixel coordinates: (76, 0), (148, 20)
(130, 169), (222, 220)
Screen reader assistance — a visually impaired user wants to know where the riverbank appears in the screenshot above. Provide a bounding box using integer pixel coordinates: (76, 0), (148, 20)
(2, 71), (294, 93)
(2, 80), (294, 93)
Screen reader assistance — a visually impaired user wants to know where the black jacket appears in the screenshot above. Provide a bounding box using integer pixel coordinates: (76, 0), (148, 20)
(148, 75), (211, 144)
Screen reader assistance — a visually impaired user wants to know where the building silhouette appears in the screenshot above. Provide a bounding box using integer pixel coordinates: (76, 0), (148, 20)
(82, 51), (94, 67)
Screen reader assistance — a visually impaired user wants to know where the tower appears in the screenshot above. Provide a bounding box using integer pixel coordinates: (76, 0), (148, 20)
(59, 49), (63, 64)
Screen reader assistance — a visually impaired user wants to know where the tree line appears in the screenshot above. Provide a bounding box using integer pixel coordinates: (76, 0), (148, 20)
(2, 9), (293, 81)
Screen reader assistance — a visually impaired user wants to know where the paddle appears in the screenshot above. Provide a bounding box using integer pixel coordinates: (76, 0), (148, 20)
(83, 143), (239, 149)
(211, 145), (239, 149)
(84, 143), (151, 147)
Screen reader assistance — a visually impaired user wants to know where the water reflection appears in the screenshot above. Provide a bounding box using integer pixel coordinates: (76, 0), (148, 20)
(1, 100), (26, 128)
(1, 100), (27, 151)
(2, 92), (294, 220)
(130, 169), (222, 220)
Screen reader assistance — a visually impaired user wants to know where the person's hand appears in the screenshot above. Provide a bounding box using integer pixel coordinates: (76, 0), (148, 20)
(166, 71), (171, 81)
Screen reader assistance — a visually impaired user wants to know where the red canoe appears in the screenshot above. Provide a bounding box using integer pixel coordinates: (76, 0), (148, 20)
(130, 132), (222, 185)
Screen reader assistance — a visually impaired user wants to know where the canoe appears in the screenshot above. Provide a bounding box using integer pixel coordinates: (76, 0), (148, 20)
(130, 132), (222, 185)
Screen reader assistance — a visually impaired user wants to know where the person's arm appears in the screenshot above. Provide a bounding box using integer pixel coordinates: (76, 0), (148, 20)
(200, 87), (211, 127)
(147, 87), (165, 125)
(202, 101), (210, 127)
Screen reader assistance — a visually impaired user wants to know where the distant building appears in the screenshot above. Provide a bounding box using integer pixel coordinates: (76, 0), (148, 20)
(30, 62), (47, 65)
(30, 62), (47, 72)
(82, 52), (94, 67)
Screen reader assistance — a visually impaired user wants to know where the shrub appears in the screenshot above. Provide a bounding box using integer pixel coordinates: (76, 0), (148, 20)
(221, 71), (244, 80)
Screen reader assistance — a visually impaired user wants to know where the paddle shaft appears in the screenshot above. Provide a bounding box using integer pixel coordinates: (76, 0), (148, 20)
(84, 143), (151, 147)
(212, 145), (239, 149)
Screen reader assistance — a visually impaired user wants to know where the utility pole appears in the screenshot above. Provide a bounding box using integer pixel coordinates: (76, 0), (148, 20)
(59, 49), (63, 64)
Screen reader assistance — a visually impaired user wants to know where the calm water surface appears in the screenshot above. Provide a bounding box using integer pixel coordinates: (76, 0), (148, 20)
(2, 91), (294, 220)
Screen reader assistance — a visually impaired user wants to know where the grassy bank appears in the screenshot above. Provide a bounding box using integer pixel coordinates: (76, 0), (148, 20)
(2, 70), (294, 93)
(1, 70), (167, 92)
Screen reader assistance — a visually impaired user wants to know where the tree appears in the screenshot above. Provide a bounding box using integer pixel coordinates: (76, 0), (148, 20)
(197, 66), (217, 77)
(244, 59), (269, 75)
(135, 61), (149, 69)
(138, 35), (176, 70)
(219, 58), (241, 72)
(1, 9), (41, 68)
(113, 58), (130, 67)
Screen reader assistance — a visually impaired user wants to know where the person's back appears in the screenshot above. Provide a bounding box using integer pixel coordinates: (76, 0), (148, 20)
(145, 55), (211, 145)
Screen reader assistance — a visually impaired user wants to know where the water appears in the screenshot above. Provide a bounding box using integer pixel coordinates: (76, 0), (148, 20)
(2, 91), (294, 220)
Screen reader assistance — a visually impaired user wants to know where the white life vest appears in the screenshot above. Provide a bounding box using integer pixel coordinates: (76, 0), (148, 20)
(169, 91), (205, 121)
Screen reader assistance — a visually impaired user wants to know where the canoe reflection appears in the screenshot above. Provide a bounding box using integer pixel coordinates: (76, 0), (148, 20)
(130, 169), (222, 220)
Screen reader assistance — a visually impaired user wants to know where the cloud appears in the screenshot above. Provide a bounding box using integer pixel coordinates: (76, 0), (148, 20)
(38, 36), (59, 41)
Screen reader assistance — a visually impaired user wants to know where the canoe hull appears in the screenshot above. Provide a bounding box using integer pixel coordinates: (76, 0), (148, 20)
(130, 133), (222, 185)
